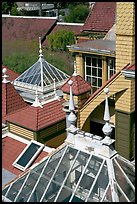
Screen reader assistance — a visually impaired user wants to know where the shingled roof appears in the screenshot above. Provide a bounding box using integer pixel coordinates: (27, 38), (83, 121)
(82, 2), (116, 33)
(2, 15), (57, 42)
(60, 74), (92, 95)
(6, 98), (66, 131)
(2, 136), (49, 179)
(2, 81), (28, 125)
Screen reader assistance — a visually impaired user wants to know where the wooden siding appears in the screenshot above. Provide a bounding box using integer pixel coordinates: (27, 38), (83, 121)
(76, 54), (84, 77)
(45, 132), (66, 148)
(9, 123), (34, 140)
(39, 120), (66, 139)
(80, 73), (134, 129)
(115, 110), (134, 160)
(116, 2), (135, 71)
(115, 79), (135, 113)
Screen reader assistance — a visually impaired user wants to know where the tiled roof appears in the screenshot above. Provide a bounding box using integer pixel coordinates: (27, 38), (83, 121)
(2, 136), (48, 176)
(60, 75), (92, 95)
(2, 16), (57, 42)
(2, 82), (28, 124)
(2, 64), (19, 81)
(6, 98), (66, 131)
(83, 2), (116, 32)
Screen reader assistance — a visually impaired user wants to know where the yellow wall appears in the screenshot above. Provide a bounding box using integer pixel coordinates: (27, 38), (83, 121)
(116, 2), (135, 71)
(76, 54), (84, 77)
(9, 123), (34, 140)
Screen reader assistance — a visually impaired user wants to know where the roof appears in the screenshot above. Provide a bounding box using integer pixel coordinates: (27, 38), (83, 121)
(60, 74), (92, 95)
(2, 64), (19, 81)
(82, 2), (116, 32)
(68, 39), (115, 56)
(121, 64), (135, 79)
(2, 81), (28, 125)
(2, 134), (50, 187)
(125, 64), (135, 71)
(6, 98), (66, 131)
(13, 53), (69, 95)
(2, 15), (57, 42)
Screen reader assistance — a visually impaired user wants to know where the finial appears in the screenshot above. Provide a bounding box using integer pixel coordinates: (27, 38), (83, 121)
(2, 68), (10, 83)
(102, 87), (112, 136)
(72, 61), (78, 76)
(68, 80), (76, 125)
(32, 84), (43, 108)
(39, 37), (43, 58)
(68, 80), (75, 111)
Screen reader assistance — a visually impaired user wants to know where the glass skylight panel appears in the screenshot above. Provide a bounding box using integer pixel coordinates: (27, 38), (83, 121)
(2, 144), (135, 202)
(12, 140), (44, 171)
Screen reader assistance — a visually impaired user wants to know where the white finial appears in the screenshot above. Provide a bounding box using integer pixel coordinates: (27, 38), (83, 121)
(32, 84), (43, 108)
(72, 61), (78, 76)
(2, 68), (10, 83)
(39, 37), (43, 58)
(102, 87), (112, 136)
(68, 80), (75, 111)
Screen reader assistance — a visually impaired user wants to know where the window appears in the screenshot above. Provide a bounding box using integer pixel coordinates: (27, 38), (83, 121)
(107, 58), (115, 79)
(12, 140), (44, 171)
(85, 56), (102, 92)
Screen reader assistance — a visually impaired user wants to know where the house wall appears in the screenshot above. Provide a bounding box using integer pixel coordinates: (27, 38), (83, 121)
(115, 110), (135, 159)
(37, 120), (66, 148)
(9, 123), (34, 140)
(116, 2), (135, 71)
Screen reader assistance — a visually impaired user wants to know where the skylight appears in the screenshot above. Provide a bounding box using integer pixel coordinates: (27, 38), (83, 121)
(12, 140), (44, 171)
(3, 144), (135, 202)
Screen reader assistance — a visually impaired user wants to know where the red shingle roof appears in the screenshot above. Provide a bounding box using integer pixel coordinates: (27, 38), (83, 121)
(2, 136), (48, 176)
(2, 16), (57, 42)
(2, 82), (28, 124)
(83, 2), (116, 32)
(60, 75), (92, 95)
(6, 98), (66, 131)
(2, 64), (19, 81)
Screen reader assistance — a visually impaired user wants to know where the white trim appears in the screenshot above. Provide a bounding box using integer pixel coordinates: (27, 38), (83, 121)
(57, 22), (84, 26)
(2, 14), (57, 19)
(12, 140), (44, 171)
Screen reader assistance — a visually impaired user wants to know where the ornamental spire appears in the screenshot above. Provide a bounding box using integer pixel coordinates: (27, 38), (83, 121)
(32, 84), (43, 108)
(39, 36), (43, 58)
(72, 61), (78, 76)
(102, 87), (112, 137)
(68, 80), (76, 126)
(2, 68), (10, 83)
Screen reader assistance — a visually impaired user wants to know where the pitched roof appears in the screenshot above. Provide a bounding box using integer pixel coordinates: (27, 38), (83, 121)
(2, 16), (57, 42)
(2, 82), (28, 124)
(2, 64), (19, 81)
(60, 75), (92, 95)
(82, 2), (116, 32)
(6, 98), (66, 131)
(125, 64), (135, 71)
(2, 136), (48, 177)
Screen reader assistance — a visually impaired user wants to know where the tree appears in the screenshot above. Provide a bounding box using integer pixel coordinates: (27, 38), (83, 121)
(64, 4), (89, 23)
(47, 30), (75, 51)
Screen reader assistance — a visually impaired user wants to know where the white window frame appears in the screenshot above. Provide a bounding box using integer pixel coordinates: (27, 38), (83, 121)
(12, 140), (44, 171)
(85, 56), (102, 91)
(107, 58), (115, 79)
